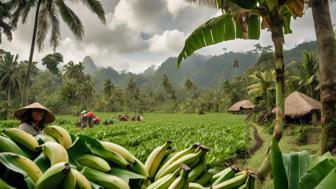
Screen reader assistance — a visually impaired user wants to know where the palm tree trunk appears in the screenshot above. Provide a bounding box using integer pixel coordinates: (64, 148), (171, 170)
(312, 0), (336, 154)
(21, 0), (41, 105)
(7, 82), (11, 105)
(257, 12), (285, 182)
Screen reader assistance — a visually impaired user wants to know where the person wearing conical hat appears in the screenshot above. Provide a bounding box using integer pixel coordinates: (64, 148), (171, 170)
(14, 102), (55, 136)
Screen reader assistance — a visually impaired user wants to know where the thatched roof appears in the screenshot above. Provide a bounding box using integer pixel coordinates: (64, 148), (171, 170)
(228, 100), (255, 112)
(272, 91), (321, 118)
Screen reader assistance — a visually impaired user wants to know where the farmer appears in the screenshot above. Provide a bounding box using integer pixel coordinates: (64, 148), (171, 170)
(87, 111), (95, 128)
(93, 116), (101, 125)
(79, 110), (88, 128)
(15, 102), (55, 136)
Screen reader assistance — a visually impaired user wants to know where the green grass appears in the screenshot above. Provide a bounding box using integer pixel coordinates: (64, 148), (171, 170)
(0, 112), (250, 167)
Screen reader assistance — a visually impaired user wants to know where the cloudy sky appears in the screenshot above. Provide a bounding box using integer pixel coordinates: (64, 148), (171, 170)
(2, 1), (336, 73)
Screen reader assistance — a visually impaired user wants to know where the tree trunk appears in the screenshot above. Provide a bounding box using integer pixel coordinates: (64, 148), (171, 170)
(257, 11), (286, 182)
(7, 82), (11, 105)
(21, 0), (41, 106)
(312, 0), (336, 154)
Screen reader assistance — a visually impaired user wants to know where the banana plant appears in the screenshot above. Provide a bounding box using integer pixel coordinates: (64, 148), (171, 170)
(271, 139), (336, 189)
(177, 0), (305, 180)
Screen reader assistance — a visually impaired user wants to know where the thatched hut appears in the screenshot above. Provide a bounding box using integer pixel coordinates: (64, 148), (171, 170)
(228, 100), (255, 113)
(272, 91), (321, 124)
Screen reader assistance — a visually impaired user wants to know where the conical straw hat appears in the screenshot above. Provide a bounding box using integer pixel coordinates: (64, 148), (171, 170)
(14, 102), (55, 124)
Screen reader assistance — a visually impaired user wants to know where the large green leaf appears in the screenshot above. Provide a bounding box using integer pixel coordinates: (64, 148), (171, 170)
(231, 0), (257, 9)
(300, 159), (336, 189)
(282, 151), (310, 189)
(248, 15), (260, 39)
(271, 139), (288, 189)
(177, 13), (260, 66)
(315, 168), (336, 189)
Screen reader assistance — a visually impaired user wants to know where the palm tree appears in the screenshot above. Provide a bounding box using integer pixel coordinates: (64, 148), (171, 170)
(247, 70), (275, 111)
(287, 51), (319, 98)
(41, 52), (63, 75)
(103, 78), (115, 97)
(311, 0), (336, 154)
(178, 0), (306, 181)
(0, 1), (12, 43)
(77, 75), (94, 110)
(63, 61), (84, 81)
(0, 52), (22, 105)
(9, 0), (106, 105)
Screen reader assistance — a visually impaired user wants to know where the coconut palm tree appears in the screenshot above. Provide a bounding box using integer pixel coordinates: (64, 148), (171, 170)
(0, 1), (12, 42)
(63, 61), (84, 81)
(9, 0), (106, 105)
(103, 78), (115, 97)
(311, 0), (336, 154)
(0, 52), (22, 105)
(287, 51), (319, 99)
(41, 52), (63, 75)
(247, 70), (275, 111)
(178, 0), (306, 180)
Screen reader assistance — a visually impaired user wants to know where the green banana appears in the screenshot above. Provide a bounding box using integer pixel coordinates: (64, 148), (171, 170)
(155, 148), (205, 180)
(189, 182), (206, 189)
(35, 162), (71, 189)
(212, 167), (236, 186)
(43, 126), (72, 149)
(147, 168), (181, 189)
(34, 153), (51, 172)
(62, 169), (76, 189)
(0, 152), (43, 182)
(72, 169), (92, 189)
(237, 174), (255, 189)
(155, 144), (199, 180)
(145, 140), (172, 179)
(42, 141), (69, 165)
(189, 162), (206, 182)
(81, 167), (130, 189)
(168, 164), (191, 189)
(211, 170), (248, 189)
(195, 170), (215, 186)
(131, 159), (149, 177)
(0, 135), (32, 158)
(101, 141), (137, 163)
(0, 177), (16, 189)
(77, 154), (111, 173)
(3, 128), (39, 152)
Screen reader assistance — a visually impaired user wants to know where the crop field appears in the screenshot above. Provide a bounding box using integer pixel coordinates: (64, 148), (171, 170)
(0, 113), (250, 166)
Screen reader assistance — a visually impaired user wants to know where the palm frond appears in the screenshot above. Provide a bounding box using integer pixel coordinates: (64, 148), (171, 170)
(185, 0), (219, 9)
(47, 0), (60, 51)
(36, 2), (50, 51)
(79, 0), (106, 24)
(56, 0), (84, 39)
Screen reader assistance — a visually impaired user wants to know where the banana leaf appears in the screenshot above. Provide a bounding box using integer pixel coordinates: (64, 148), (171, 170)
(282, 151), (310, 189)
(0, 177), (16, 189)
(314, 167), (336, 189)
(271, 139), (288, 189)
(177, 13), (261, 66)
(300, 159), (336, 189)
(0, 153), (30, 189)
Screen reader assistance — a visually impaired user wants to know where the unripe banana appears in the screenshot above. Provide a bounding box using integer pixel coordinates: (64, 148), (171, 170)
(156, 149), (205, 180)
(101, 141), (148, 176)
(0, 152), (43, 183)
(195, 170), (214, 186)
(3, 128), (39, 152)
(147, 168), (181, 189)
(211, 170), (248, 189)
(0, 135), (31, 158)
(35, 134), (57, 144)
(145, 140), (172, 179)
(43, 126), (72, 149)
(81, 167), (130, 189)
(34, 153), (51, 172)
(189, 182), (206, 189)
(156, 144), (199, 180)
(212, 167), (236, 186)
(77, 154), (111, 173)
(62, 169), (76, 189)
(35, 162), (71, 189)
(72, 169), (92, 189)
(168, 164), (191, 189)
(42, 141), (69, 166)
(189, 162), (206, 182)
(0, 176), (16, 189)
(101, 141), (137, 163)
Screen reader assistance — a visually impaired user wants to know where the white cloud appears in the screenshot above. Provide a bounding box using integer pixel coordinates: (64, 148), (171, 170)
(166, 0), (188, 15)
(149, 30), (185, 53)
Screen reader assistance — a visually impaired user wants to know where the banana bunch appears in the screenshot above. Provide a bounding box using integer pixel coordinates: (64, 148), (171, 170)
(0, 126), (255, 189)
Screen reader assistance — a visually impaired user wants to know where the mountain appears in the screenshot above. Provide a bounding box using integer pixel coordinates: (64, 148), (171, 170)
(81, 40), (317, 91)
